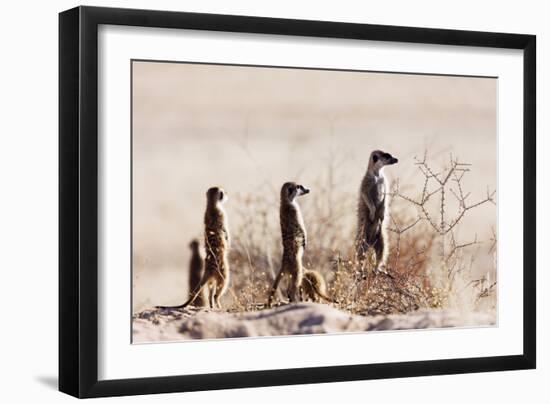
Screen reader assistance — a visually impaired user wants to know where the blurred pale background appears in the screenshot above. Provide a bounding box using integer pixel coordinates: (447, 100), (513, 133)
(132, 61), (496, 312)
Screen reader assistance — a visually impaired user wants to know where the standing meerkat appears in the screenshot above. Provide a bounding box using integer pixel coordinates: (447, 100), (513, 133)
(356, 150), (398, 272)
(268, 182), (310, 306)
(187, 239), (207, 307)
(157, 187), (230, 310)
(301, 269), (332, 303)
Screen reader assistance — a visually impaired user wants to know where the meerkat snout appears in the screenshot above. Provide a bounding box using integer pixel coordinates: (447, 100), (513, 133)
(283, 182), (310, 202)
(298, 185), (310, 195)
(371, 150), (398, 170)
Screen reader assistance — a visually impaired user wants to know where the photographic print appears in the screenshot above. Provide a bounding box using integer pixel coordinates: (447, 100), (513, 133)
(131, 60), (497, 343)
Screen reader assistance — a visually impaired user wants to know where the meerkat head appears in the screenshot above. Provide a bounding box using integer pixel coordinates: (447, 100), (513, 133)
(281, 182), (310, 203)
(369, 150), (398, 174)
(189, 239), (200, 251)
(206, 186), (228, 206)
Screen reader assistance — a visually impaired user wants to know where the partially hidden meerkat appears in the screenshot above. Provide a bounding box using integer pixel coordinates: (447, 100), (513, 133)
(355, 150), (398, 272)
(301, 269), (332, 303)
(187, 239), (208, 307)
(157, 187), (230, 310)
(268, 182), (310, 306)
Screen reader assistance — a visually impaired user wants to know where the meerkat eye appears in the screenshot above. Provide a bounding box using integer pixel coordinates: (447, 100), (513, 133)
(219, 191), (224, 200)
(373, 155), (379, 163)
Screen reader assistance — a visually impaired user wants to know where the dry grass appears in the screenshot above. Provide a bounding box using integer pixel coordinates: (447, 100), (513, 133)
(223, 151), (496, 316)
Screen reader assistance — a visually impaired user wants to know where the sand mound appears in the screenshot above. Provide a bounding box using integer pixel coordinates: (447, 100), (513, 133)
(132, 303), (495, 343)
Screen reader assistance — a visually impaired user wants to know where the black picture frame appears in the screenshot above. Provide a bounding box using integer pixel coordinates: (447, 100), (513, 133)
(59, 5), (536, 398)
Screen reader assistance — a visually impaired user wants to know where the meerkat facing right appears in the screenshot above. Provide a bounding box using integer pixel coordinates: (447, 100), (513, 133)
(355, 150), (398, 272)
(157, 187), (230, 310)
(301, 269), (332, 303)
(268, 182), (310, 306)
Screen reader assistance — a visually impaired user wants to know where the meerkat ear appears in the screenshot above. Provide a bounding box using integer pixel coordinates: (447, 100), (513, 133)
(373, 154), (379, 163)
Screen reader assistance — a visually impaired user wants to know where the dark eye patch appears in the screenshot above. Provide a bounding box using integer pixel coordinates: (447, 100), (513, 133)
(373, 155), (379, 163)
(219, 191), (224, 200)
(383, 152), (391, 159)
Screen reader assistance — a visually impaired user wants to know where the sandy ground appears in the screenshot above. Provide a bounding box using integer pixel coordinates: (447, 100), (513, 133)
(132, 302), (495, 343)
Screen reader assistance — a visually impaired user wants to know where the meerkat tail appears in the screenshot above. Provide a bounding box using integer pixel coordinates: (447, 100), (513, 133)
(311, 283), (333, 303)
(177, 282), (208, 309)
(155, 303), (186, 310)
(155, 281), (208, 310)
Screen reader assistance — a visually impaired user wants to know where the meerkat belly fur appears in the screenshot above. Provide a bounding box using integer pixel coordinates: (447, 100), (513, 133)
(356, 150), (398, 272)
(156, 187), (230, 310)
(268, 182), (310, 306)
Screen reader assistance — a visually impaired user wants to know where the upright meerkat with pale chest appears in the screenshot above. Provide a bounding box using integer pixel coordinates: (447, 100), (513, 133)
(157, 187), (230, 310)
(356, 150), (398, 271)
(187, 239), (207, 307)
(268, 182), (310, 306)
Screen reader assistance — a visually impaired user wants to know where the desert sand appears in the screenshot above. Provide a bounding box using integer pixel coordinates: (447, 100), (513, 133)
(132, 303), (495, 343)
